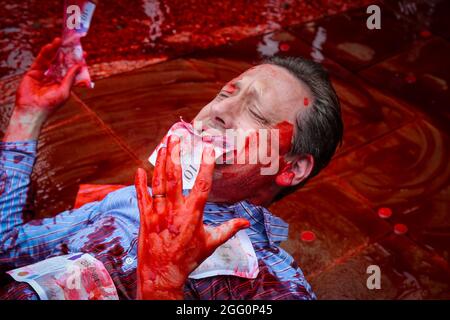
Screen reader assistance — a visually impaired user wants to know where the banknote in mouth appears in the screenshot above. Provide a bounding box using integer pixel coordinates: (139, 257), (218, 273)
(148, 120), (235, 190)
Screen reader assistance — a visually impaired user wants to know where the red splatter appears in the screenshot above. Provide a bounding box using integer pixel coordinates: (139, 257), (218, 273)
(279, 42), (290, 52)
(275, 121), (294, 155)
(394, 223), (408, 235)
(223, 82), (238, 95)
(303, 97), (309, 107)
(108, 244), (124, 257)
(60, 243), (69, 254)
(13, 155), (24, 163)
(300, 230), (316, 242)
(404, 73), (416, 84)
(419, 30), (431, 38)
(74, 184), (126, 208)
(0, 173), (6, 196)
(377, 207), (392, 219)
(275, 163), (294, 186)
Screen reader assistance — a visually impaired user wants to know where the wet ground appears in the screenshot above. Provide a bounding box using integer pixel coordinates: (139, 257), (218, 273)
(1, 0), (450, 299)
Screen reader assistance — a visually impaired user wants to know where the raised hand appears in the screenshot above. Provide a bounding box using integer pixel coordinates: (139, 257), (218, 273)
(3, 37), (83, 142)
(135, 135), (250, 300)
(15, 37), (82, 116)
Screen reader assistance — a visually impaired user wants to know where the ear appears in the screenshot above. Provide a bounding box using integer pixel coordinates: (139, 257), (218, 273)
(275, 154), (314, 187)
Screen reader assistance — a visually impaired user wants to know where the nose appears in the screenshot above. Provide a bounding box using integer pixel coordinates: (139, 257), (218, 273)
(209, 99), (238, 130)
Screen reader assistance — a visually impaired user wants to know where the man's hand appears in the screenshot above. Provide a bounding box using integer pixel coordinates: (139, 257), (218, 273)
(3, 37), (82, 142)
(135, 135), (250, 300)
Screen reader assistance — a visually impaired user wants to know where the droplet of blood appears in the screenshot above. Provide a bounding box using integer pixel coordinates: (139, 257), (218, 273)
(223, 82), (237, 94)
(279, 42), (290, 52)
(378, 207), (392, 219)
(404, 73), (416, 84)
(419, 30), (431, 38)
(13, 155), (24, 163)
(394, 223), (408, 235)
(300, 230), (316, 242)
(303, 97), (309, 107)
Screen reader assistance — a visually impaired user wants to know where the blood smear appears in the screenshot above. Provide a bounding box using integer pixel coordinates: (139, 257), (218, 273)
(404, 73), (417, 84)
(394, 223), (408, 235)
(303, 97), (309, 107)
(419, 30), (431, 38)
(377, 207), (392, 219)
(300, 231), (316, 242)
(279, 43), (290, 52)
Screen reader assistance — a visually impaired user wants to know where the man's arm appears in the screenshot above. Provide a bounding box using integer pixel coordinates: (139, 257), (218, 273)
(0, 138), (104, 270)
(0, 38), (84, 269)
(3, 37), (81, 142)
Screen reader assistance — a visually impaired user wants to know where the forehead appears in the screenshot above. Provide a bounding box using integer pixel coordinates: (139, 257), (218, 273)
(236, 64), (309, 121)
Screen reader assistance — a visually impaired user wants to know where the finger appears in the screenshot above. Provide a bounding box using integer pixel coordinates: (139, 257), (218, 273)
(152, 146), (167, 215)
(186, 145), (215, 219)
(135, 168), (158, 234)
(165, 135), (183, 206)
(59, 64), (82, 94)
(206, 218), (250, 250)
(135, 168), (152, 213)
(31, 37), (62, 71)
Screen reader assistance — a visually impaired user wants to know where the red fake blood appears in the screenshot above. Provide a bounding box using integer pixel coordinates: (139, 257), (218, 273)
(275, 121), (294, 155)
(394, 223), (408, 235)
(279, 42), (290, 52)
(303, 97), (309, 107)
(377, 207), (392, 219)
(0, 172), (6, 196)
(300, 230), (316, 242)
(60, 243), (69, 254)
(223, 82), (238, 95)
(108, 244), (124, 257)
(419, 30), (431, 38)
(275, 161), (294, 186)
(13, 155), (24, 163)
(74, 184), (126, 208)
(81, 267), (104, 300)
(404, 73), (416, 84)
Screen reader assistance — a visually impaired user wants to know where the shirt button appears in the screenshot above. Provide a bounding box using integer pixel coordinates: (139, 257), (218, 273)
(125, 257), (134, 265)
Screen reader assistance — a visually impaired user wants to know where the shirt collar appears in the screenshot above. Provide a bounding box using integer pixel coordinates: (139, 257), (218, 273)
(229, 201), (289, 246)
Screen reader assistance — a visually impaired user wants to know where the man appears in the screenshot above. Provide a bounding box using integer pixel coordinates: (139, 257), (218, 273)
(0, 37), (343, 300)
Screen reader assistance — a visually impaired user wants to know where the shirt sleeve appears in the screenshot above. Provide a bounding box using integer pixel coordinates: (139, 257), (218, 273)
(0, 141), (100, 270)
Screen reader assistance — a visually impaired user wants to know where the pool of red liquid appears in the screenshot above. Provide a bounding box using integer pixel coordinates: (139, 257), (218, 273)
(0, 0), (370, 80)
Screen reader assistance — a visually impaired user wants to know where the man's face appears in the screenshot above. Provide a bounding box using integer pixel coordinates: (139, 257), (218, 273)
(193, 64), (312, 204)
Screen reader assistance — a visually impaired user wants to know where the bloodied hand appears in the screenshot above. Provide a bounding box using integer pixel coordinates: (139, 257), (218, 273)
(15, 37), (83, 116)
(134, 135), (250, 300)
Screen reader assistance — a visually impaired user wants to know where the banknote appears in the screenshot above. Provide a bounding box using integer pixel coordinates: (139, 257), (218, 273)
(148, 120), (234, 190)
(45, 0), (96, 88)
(7, 253), (119, 300)
(189, 230), (260, 280)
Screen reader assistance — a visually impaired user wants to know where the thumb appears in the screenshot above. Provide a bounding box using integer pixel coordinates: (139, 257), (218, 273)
(59, 64), (82, 93)
(206, 218), (250, 250)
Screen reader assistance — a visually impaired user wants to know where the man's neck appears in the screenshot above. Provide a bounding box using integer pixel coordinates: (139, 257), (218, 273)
(207, 183), (281, 208)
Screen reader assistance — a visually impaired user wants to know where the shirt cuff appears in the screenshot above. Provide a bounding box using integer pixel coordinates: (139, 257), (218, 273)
(0, 140), (37, 175)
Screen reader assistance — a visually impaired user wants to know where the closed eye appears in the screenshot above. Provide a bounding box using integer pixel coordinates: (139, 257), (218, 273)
(216, 92), (229, 100)
(249, 108), (269, 125)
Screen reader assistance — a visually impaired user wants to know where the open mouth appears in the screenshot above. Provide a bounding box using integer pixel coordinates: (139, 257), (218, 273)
(185, 119), (234, 152)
